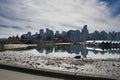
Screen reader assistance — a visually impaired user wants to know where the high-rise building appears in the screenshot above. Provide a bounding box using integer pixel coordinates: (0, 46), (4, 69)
(100, 31), (108, 40)
(81, 25), (89, 41)
(111, 31), (117, 40)
(46, 28), (50, 35)
(93, 31), (100, 40)
(61, 31), (66, 37)
(55, 31), (59, 37)
(27, 32), (31, 36)
(107, 32), (112, 40)
(45, 28), (54, 40)
(55, 31), (60, 40)
(66, 30), (74, 42)
(39, 29), (44, 35)
(61, 31), (67, 41)
(74, 30), (81, 42)
(39, 29), (44, 39)
(49, 30), (54, 40)
(116, 32), (120, 41)
(66, 30), (81, 42)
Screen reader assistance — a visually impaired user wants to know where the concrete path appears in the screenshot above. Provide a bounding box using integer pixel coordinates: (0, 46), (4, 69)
(0, 69), (63, 80)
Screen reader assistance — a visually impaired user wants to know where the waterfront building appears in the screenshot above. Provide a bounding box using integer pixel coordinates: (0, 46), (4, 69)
(81, 25), (89, 41)
(27, 32), (31, 37)
(49, 30), (54, 40)
(93, 31), (100, 40)
(74, 30), (81, 42)
(89, 33), (94, 40)
(61, 31), (67, 41)
(66, 30), (81, 42)
(107, 32), (112, 40)
(39, 29), (44, 40)
(46, 28), (50, 35)
(45, 28), (54, 40)
(116, 32), (120, 41)
(99, 31), (108, 40)
(55, 31), (60, 40)
(61, 31), (67, 37)
(111, 31), (117, 40)
(66, 30), (73, 42)
(39, 29), (44, 36)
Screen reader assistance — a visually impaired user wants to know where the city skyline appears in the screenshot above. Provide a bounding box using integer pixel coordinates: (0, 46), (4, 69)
(9, 25), (120, 41)
(0, 0), (120, 38)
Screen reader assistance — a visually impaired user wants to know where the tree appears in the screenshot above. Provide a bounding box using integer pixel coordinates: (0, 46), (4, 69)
(16, 35), (19, 39)
(12, 36), (15, 39)
(8, 36), (12, 39)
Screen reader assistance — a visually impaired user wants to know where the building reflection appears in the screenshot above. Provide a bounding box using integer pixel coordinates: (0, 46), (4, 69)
(35, 44), (120, 58)
(36, 44), (88, 57)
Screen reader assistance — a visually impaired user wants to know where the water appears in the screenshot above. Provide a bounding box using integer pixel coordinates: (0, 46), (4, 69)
(1, 44), (120, 59)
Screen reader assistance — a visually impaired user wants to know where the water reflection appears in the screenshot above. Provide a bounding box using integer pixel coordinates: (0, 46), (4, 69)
(0, 44), (120, 58)
(35, 44), (120, 58)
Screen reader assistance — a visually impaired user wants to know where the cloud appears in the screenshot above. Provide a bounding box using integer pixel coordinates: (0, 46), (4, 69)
(0, 0), (120, 38)
(100, 0), (120, 16)
(0, 24), (22, 30)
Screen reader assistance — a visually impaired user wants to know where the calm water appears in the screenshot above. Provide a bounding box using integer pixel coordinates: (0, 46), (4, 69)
(1, 44), (120, 59)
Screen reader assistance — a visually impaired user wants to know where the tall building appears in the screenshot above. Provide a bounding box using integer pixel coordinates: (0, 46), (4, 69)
(49, 30), (54, 40)
(74, 30), (81, 42)
(81, 25), (89, 41)
(100, 31), (108, 40)
(27, 32), (31, 36)
(93, 31), (100, 40)
(107, 32), (112, 40)
(111, 31), (117, 40)
(116, 32), (120, 41)
(39, 29), (44, 35)
(61, 31), (67, 41)
(89, 33), (94, 40)
(46, 28), (50, 35)
(61, 31), (66, 37)
(55, 31), (60, 40)
(66, 30), (81, 42)
(55, 31), (59, 37)
(39, 29), (44, 39)
(45, 28), (54, 40)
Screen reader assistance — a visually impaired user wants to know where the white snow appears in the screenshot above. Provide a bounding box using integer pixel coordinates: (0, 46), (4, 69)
(0, 50), (120, 78)
(4, 44), (37, 49)
(87, 51), (120, 59)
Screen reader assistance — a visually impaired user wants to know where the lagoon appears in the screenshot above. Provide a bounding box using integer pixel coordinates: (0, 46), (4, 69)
(1, 44), (120, 59)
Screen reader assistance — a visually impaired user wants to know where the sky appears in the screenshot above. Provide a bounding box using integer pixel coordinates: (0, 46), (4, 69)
(0, 0), (120, 38)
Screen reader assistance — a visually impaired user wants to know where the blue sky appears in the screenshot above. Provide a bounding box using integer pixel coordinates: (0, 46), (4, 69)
(0, 0), (120, 38)
(101, 0), (120, 16)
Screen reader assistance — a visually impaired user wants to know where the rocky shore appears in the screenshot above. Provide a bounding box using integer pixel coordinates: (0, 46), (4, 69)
(0, 49), (120, 79)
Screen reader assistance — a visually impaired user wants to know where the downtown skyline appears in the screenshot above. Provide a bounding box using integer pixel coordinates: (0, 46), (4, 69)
(9, 25), (120, 42)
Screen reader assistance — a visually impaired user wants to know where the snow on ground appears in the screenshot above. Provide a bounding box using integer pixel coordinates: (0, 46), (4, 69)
(0, 49), (120, 78)
(4, 44), (37, 49)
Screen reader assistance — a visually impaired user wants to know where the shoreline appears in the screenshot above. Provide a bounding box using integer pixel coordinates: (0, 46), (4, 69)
(0, 44), (120, 80)
(4, 44), (38, 49)
(0, 51), (120, 79)
(2, 43), (73, 50)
